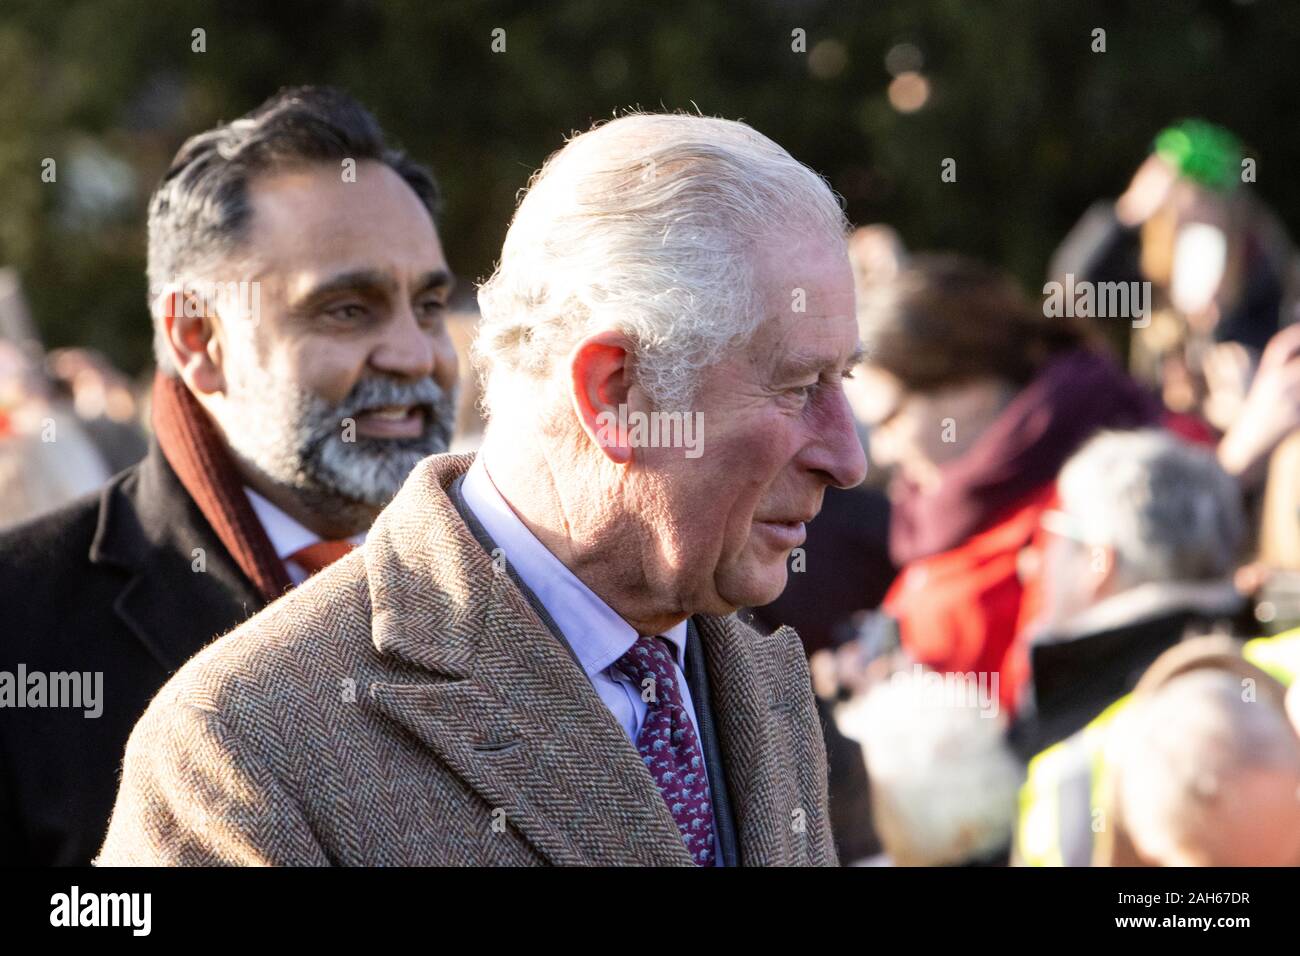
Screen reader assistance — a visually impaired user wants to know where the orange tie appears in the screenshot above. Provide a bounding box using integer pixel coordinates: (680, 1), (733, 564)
(288, 540), (356, 576)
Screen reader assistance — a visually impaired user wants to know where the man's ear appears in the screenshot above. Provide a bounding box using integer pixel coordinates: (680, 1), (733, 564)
(569, 330), (636, 465)
(157, 284), (225, 395)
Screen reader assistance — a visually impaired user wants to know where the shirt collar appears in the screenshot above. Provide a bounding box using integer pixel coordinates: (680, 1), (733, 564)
(244, 487), (365, 560)
(460, 456), (688, 678)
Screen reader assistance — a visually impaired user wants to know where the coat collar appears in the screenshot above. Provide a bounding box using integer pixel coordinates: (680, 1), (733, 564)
(89, 442), (265, 672)
(1029, 580), (1244, 716)
(1042, 578), (1242, 642)
(362, 452), (809, 865)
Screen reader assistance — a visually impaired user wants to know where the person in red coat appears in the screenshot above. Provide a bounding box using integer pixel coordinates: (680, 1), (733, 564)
(849, 254), (1162, 714)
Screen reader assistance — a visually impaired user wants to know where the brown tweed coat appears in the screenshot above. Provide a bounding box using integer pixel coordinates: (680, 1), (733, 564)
(96, 453), (837, 866)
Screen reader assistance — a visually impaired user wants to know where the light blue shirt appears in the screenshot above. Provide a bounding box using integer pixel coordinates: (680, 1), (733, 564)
(461, 457), (722, 861)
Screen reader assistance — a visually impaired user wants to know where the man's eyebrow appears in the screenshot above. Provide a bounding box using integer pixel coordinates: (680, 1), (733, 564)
(295, 269), (398, 306)
(412, 269), (456, 298)
(778, 344), (868, 379)
(293, 268), (456, 307)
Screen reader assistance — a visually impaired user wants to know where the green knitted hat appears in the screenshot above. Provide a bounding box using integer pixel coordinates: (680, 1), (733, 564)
(1153, 119), (1243, 192)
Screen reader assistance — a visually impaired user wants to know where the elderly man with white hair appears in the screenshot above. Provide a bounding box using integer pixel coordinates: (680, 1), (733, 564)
(1010, 428), (1247, 762)
(97, 113), (867, 866)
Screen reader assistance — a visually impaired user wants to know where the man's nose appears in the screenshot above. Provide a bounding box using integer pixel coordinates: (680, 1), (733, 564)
(805, 388), (869, 489)
(368, 306), (442, 383)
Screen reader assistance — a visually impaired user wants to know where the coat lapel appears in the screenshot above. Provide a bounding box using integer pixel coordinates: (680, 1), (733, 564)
(364, 453), (694, 866)
(697, 614), (813, 865)
(90, 445), (266, 673)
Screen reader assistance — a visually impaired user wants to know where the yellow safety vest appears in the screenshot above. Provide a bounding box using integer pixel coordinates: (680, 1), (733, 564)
(1015, 629), (1300, 866)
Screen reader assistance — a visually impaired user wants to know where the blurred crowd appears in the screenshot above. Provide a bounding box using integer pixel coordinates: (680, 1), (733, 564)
(6, 115), (1300, 866)
(0, 339), (145, 529)
(749, 120), (1300, 866)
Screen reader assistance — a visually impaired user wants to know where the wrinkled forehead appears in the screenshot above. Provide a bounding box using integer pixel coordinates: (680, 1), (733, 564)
(752, 232), (855, 321)
(754, 228), (851, 281)
(745, 235), (860, 370)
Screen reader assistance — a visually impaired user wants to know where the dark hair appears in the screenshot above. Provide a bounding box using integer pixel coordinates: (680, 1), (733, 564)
(858, 253), (1092, 392)
(146, 85), (441, 373)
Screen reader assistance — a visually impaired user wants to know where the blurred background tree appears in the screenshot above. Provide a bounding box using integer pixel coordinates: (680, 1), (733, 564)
(2, 0), (1299, 374)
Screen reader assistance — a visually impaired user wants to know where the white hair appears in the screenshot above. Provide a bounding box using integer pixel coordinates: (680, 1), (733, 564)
(836, 669), (1022, 866)
(474, 113), (848, 415)
(1057, 429), (1246, 584)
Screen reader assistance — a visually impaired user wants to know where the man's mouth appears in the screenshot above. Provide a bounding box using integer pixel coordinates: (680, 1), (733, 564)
(352, 404), (427, 439)
(752, 514), (814, 550)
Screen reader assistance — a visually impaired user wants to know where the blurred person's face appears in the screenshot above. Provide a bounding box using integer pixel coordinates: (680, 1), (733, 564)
(1170, 222), (1229, 321)
(172, 161), (458, 530)
(849, 366), (1012, 491)
(1129, 764), (1300, 867)
(847, 225), (906, 285)
(570, 235), (867, 618)
(1031, 508), (1115, 637)
(1144, 185), (1252, 422)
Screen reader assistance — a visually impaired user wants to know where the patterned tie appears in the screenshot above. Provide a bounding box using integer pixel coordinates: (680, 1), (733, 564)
(615, 635), (716, 866)
(287, 539), (355, 576)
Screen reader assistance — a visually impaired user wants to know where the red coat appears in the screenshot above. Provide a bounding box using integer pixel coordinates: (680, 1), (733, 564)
(881, 410), (1214, 718)
(883, 483), (1056, 715)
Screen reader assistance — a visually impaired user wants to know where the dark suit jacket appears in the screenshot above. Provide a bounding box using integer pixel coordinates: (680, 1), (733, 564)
(0, 442), (265, 865)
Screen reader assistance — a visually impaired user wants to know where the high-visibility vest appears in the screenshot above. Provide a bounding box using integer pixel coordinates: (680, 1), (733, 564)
(1014, 629), (1300, 867)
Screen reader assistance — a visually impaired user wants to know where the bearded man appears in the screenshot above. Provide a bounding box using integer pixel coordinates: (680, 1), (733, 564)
(0, 86), (458, 865)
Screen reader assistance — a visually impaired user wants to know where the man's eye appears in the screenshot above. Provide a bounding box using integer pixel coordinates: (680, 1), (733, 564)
(326, 303), (368, 322)
(788, 382), (817, 403)
(418, 299), (447, 318)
